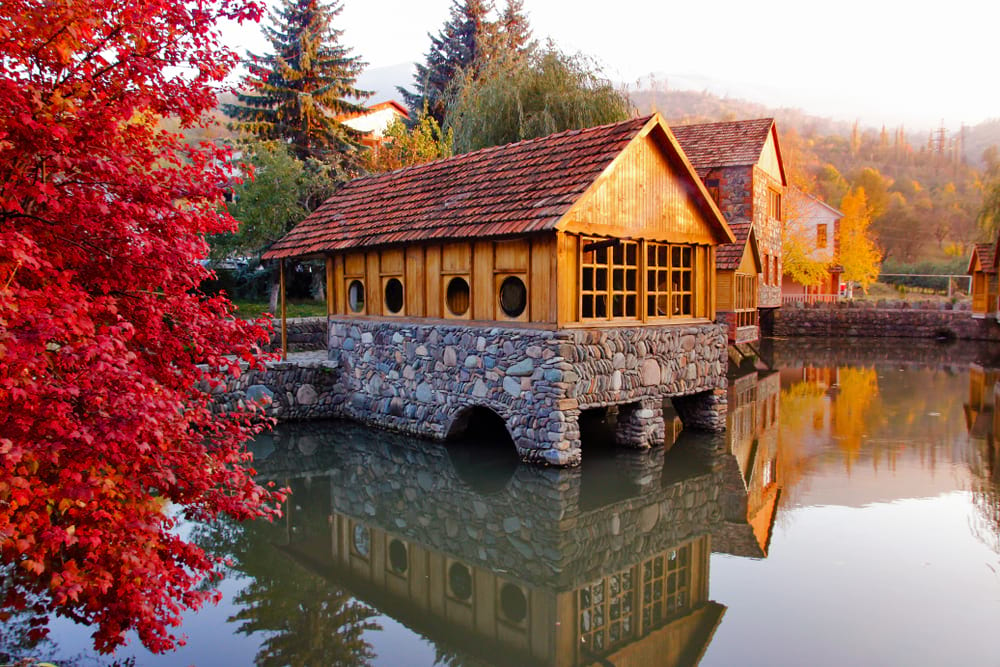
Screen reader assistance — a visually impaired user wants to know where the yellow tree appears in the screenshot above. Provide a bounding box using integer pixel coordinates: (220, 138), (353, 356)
(782, 190), (832, 288)
(838, 187), (881, 293)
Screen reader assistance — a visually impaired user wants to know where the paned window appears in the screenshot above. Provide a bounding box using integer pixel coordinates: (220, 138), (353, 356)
(767, 188), (782, 220)
(735, 274), (757, 327)
(817, 223), (827, 249)
(579, 567), (634, 655)
(646, 243), (694, 318)
(581, 239), (638, 320)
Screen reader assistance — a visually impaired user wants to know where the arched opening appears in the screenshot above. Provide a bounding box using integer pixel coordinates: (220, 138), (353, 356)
(446, 406), (518, 494)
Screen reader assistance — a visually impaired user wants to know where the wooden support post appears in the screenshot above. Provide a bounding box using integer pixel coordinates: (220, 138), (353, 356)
(280, 258), (287, 361)
(326, 255), (334, 316)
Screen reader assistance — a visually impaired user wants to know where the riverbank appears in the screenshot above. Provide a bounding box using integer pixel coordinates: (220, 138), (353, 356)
(769, 300), (1000, 342)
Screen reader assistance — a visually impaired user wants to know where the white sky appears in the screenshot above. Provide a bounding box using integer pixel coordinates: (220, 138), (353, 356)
(222, 0), (1000, 130)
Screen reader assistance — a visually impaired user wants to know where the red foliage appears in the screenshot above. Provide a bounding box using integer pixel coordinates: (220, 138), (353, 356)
(0, 0), (287, 654)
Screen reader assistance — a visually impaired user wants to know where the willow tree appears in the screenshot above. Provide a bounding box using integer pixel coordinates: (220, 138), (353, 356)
(224, 0), (369, 170)
(446, 46), (633, 154)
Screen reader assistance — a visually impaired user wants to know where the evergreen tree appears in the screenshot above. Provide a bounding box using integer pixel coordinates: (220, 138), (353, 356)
(399, 0), (496, 124)
(224, 0), (370, 170)
(494, 0), (534, 59)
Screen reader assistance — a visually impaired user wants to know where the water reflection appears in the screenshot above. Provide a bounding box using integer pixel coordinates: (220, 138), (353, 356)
(245, 418), (741, 667)
(19, 338), (1000, 666)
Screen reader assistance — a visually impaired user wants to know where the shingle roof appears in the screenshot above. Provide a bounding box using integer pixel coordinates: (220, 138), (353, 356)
(263, 115), (656, 259)
(716, 219), (754, 271)
(972, 243), (996, 274)
(670, 118), (776, 173)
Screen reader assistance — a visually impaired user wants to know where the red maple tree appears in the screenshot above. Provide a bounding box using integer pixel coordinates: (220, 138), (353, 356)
(0, 0), (287, 654)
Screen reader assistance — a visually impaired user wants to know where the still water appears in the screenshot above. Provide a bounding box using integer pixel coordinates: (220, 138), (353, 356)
(31, 339), (1000, 665)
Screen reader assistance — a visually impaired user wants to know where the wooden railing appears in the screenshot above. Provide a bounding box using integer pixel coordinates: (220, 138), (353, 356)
(782, 294), (840, 305)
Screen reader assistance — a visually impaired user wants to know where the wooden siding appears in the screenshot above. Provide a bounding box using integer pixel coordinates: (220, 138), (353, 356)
(717, 271), (734, 312)
(557, 131), (719, 245)
(759, 131), (783, 184)
(330, 236), (557, 324)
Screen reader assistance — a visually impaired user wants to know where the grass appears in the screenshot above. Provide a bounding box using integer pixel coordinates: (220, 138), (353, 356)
(230, 299), (327, 319)
(853, 281), (970, 303)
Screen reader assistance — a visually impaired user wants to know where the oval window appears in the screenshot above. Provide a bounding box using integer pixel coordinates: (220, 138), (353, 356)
(499, 276), (527, 318)
(384, 278), (404, 314)
(347, 279), (365, 313)
(500, 583), (527, 623)
(446, 276), (471, 316)
(352, 524), (370, 558)
(448, 562), (473, 601)
(388, 539), (408, 574)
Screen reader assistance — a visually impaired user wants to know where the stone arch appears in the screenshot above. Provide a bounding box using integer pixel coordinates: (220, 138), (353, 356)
(445, 405), (519, 495)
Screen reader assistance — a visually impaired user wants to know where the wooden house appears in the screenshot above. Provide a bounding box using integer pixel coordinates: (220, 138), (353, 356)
(782, 189), (843, 303)
(263, 114), (735, 465)
(672, 119), (787, 312)
(714, 219), (762, 343)
(968, 241), (998, 319)
(335, 100), (410, 150)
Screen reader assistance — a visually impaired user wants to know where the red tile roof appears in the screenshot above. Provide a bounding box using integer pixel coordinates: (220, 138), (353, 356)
(263, 115), (657, 259)
(670, 118), (776, 173)
(972, 243), (996, 274)
(716, 219), (753, 271)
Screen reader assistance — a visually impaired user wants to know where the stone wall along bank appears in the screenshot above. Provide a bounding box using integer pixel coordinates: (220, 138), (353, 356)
(772, 301), (1000, 342)
(329, 319), (729, 466)
(203, 358), (340, 420)
(266, 316), (327, 352)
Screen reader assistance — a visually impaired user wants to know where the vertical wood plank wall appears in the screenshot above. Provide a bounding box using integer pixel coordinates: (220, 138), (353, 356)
(328, 232), (719, 326)
(330, 236), (556, 324)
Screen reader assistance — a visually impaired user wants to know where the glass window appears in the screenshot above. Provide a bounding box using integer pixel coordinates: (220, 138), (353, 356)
(817, 223), (828, 249)
(347, 279), (365, 313)
(581, 239), (638, 320)
(384, 278), (404, 314)
(498, 275), (527, 318)
(445, 276), (470, 317)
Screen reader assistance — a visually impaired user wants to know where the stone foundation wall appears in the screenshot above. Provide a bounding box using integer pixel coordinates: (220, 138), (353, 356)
(203, 359), (340, 420)
(266, 317), (327, 352)
(329, 319), (728, 466)
(773, 301), (1000, 341)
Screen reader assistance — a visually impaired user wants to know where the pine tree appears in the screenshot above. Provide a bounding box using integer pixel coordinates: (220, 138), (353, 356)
(399, 0), (496, 124)
(494, 0), (534, 59)
(224, 0), (370, 170)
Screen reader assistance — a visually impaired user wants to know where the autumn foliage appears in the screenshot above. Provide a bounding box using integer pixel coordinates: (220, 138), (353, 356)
(0, 0), (286, 654)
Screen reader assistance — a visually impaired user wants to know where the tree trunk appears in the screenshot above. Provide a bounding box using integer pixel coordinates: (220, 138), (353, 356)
(268, 266), (280, 315)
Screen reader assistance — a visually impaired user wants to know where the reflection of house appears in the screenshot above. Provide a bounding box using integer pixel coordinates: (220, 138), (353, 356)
(968, 241), (998, 319)
(782, 189), (843, 303)
(965, 364), (999, 442)
(335, 100), (409, 150)
(715, 370), (781, 557)
(263, 114), (735, 465)
(672, 118), (787, 311)
(253, 422), (750, 667)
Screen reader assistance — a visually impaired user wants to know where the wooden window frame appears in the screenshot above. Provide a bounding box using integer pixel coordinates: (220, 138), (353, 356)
(442, 274), (472, 320)
(580, 238), (639, 322)
(381, 276), (406, 316)
(767, 188), (782, 221)
(578, 237), (703, 324)
(735, 273), (757, 328)
(817, 223), (828, 249)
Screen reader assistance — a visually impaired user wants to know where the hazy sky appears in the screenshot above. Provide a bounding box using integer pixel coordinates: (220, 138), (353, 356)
(223, 0), (999, 130)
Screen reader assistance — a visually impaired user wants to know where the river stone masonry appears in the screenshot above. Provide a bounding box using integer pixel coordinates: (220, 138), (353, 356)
(328, 318), (728, 466)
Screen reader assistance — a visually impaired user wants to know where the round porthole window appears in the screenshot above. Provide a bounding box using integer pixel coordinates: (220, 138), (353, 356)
(352, 524), (370, 558)
(498, 276), (527, 318)
(347, 279), (365, 313)
(388, 539), (408, 574)
(500, 583), (527, 623)
(448, 562), (473, 601)
(446, 276), (471, 316)
(384, 278), (404, 314)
